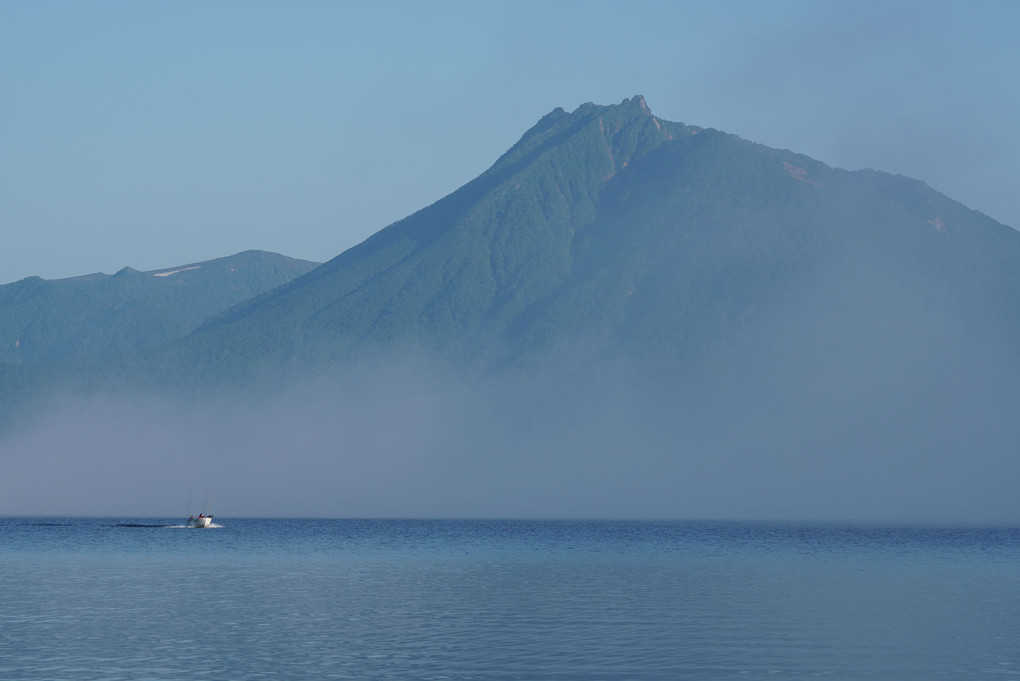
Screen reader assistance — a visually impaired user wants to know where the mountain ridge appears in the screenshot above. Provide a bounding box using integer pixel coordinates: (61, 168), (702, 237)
(5, 96), (1020, 414)
(0, 250), (320, 366)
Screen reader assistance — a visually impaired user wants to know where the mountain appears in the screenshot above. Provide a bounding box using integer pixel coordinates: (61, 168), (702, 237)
(6, 96), (1020, 521)
(169, 96), (1020, 388)
(0, 250), (319, 365)
(6, 96), (1020, 425)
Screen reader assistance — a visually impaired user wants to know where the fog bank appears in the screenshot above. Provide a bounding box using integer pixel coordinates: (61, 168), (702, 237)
(2, 329), (1017, 524)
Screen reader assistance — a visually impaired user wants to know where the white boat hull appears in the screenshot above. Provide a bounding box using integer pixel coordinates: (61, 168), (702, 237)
(188, 516), (213, 528)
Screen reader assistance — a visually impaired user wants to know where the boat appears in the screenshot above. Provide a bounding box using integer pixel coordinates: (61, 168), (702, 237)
(186, 486), (215, 528)
(187, 513), (213, 528)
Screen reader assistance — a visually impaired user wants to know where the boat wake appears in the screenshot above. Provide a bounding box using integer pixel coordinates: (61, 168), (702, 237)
(109, 522), (224, 529)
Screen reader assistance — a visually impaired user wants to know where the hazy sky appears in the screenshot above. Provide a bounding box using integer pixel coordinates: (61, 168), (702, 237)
(2, 0), (1017, 285)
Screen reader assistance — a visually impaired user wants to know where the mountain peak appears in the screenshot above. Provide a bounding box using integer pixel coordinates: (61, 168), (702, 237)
(626, 94), (649, 113)
(570, 94), (650, 117)
(486, 95), (694, 186)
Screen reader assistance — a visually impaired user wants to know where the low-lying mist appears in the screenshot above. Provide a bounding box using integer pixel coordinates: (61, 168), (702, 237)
(3, 256), (1019, 524)
(3, 330), (1017, 524)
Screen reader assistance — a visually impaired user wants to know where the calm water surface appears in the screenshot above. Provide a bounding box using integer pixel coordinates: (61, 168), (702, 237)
(1, 518), (1018, 680)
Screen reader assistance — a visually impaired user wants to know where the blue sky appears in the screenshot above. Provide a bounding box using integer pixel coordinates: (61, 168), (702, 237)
(2, 0), (1017, 284)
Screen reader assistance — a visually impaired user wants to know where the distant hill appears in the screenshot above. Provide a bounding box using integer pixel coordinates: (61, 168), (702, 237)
(0, 250), (319, 365)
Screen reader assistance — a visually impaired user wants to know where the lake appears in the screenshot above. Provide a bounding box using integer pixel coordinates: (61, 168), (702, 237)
(2, 518), (1018, 679)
